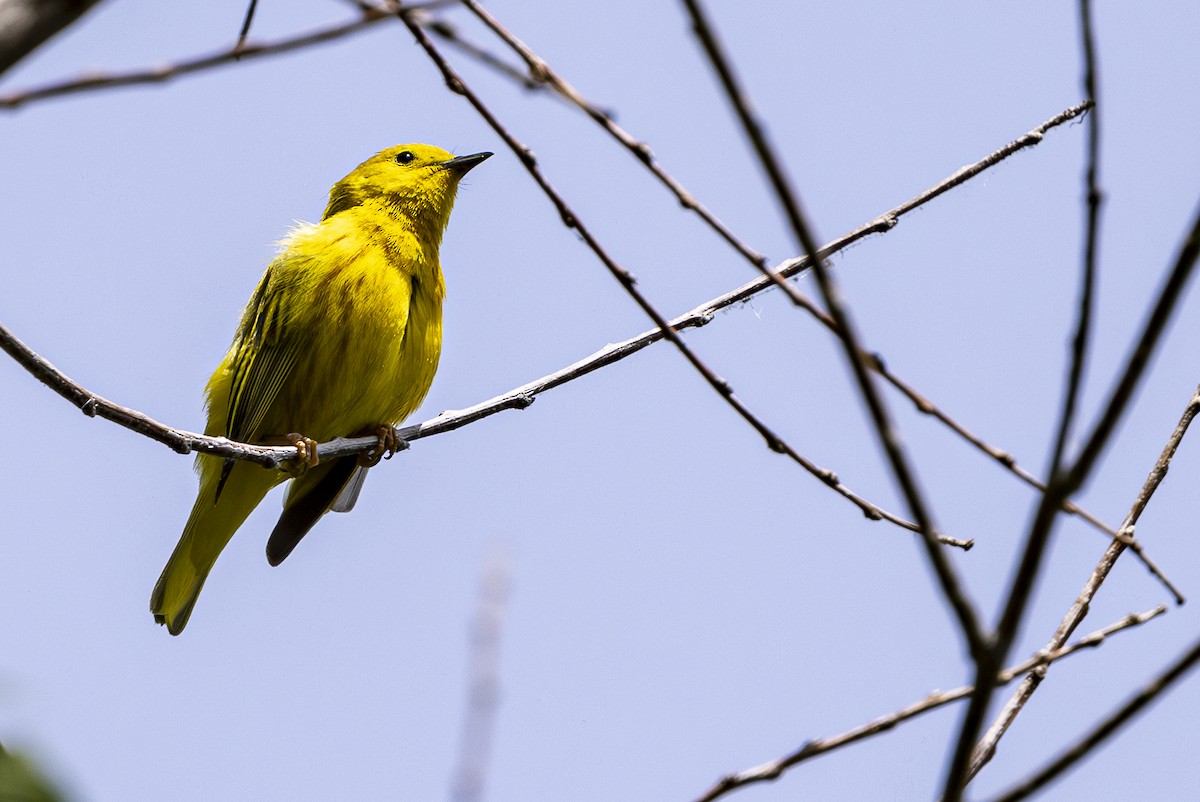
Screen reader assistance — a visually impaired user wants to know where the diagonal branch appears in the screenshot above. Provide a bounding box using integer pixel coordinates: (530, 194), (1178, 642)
(234, 0), (260, 52)
(392, 7), (981, 550)
(3, 0), (1160, 587)
(967, 381), (1200, 781)
(953, 11), (1115, 786)
(0, 321), (279, 465)
(692, 605), (1167, 802)
(460, 0), (770, 272)
(678, 0), (987, 660)
(956, 196), (1200, 793)
(444, 3), (1185, 590)
(0, 1), (539, 112)
(986, 628), (1200, 802)
(5, 104), (1175, 561)
(0, 7), (394, 109)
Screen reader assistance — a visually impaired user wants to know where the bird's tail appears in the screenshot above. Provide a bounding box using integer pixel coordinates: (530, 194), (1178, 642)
(265, 457), (361, 566)
(151, 457), (279, 635)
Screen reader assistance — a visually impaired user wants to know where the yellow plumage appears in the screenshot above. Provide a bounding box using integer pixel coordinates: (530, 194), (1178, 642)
(151, 144), (491, 635)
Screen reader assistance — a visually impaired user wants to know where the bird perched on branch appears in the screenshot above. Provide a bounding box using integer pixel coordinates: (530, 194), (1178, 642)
(151, 144), (491, 635)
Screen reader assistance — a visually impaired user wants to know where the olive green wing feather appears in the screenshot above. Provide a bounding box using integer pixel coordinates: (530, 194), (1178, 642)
(222, 268), (311, 443)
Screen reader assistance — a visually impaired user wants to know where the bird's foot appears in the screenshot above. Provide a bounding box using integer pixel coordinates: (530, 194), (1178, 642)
(282, 433), (320, 476)
(358, 425), (402, 467)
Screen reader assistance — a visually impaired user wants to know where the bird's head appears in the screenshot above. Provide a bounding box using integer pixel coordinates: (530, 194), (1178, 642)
(322, 144), (492, 238)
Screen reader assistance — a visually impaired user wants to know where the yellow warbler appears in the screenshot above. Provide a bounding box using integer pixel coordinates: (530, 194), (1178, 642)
(151, 144), (491, 635)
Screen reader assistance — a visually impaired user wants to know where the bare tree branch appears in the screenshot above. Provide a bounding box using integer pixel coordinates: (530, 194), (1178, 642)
(955, 196), (1200, 793)
(0, 7), (393, 109)
(391, 7), (983, 554)
(3, 1), (1175, 599)
(986, 628), (1200, 802)
(444, 3), (1184, 590)
(967, 382), (1200, 781)
(692, 606), (1167, 802)
(233, 0), (260, 53)
(0, 320), (286, 466)
(3, 103), (1168, 560)
(0, 2), (540, 111)
(942, 6), (1200, 795)
(679, 0), (987, 662)
(461, 0), (772, 273)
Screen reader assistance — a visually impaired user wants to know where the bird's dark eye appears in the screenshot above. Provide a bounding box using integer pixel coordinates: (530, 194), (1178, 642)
(394, 151), (416, 165)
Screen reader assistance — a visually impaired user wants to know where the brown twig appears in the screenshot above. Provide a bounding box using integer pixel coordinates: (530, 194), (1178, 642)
(874, 366), (1182, 603)
(967, 382), (1200, 781)
(2, 310), (969, 548)
(0, 105), (1156, 551)
(0, 8), (393, 109)
(0, 0), (1154, 580)
(986, 628), (1200, 802)
(234, 0), (259, 53)
(940, 6), (1197, 796)
(391, 8), (980, 550)
(957, 196), (1200, 793)
(461, 0), (770, 272)
(425, 18), (544, 91)
(0, 0), (555, 113)
(4, 3), (1170, 595)
(451, 3), (1174, 576)
(0, 320), (293, 467)
(349, 0), (543, 89)
(692, 605), (1167, 802)
(679, 0), (987, 659)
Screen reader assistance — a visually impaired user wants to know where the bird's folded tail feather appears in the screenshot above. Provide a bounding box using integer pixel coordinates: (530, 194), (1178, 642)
(266, 457), (360, 566)
(150, 458), (278, 635)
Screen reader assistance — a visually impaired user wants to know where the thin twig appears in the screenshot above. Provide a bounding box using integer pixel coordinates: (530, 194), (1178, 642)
(352, 0), (544, 89)
(3, 2), (1169, 594)
(426, 18), (544, 91)
(692, 606), (1167, 802)
(986, 629), (1200, 802)
(449, 550), (511, 802)
(234, 0), (260, 53)
(1, 311), (968, 547)
(875, 365), (1182, 604)
(1066, 216), (1200, 488)
(450, 2), (1179, 580)
(946, 7), (1115, 796)
(0, 8), (393, 109)
(0, 0), (555, 113)
(391, 8), (978, 550)
(0, 321), (291, 467)
(0, 105), (1151, 549)
(958, 197), (1200, 791)
(967, 382), (1200, 781)
(461, 0), (771, 272)
(679, 0), (987, 659)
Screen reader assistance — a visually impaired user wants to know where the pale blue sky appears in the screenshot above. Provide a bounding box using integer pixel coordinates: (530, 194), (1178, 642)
(2, 2), (1199, 800)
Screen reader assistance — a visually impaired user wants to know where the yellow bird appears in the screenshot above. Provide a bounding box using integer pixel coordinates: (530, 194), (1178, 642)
(151, 144), (491, 635)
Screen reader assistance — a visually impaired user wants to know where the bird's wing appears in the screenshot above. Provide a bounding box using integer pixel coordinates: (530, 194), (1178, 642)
(222, 267), (311, 443)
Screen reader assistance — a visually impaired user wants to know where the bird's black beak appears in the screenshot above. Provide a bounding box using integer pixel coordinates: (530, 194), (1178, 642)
(443, 151), (493, 174)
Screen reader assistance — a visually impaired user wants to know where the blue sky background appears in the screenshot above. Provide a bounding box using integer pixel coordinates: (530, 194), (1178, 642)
(2, 1), (1199, 800)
